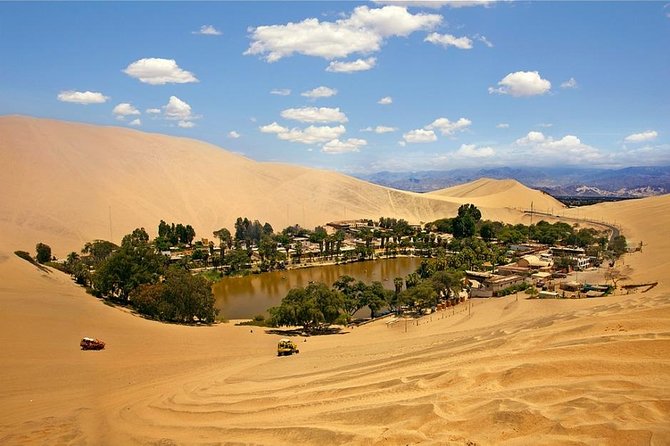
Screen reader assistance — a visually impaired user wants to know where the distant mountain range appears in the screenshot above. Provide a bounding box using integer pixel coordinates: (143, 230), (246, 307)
(357, 166), (670, 198)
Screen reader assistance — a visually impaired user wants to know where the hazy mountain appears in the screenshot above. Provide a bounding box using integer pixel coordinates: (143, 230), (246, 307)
(358, 166), (670, 197)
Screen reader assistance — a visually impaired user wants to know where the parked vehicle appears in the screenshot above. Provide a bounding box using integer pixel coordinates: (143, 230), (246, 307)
(80, 337), (105, 350)
(277, 338), (299, 356)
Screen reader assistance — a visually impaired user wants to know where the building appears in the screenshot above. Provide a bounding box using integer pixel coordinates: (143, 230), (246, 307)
(470, 274), (526, 298)
(574, 256), (590, 271)
(551, 246), (586, 257)
(517, 254), (553, 270)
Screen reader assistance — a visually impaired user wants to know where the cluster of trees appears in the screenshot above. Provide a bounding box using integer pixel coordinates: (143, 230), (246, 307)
(42, 202), (629, 328)
(428, 204), (482, 239)
(426, 209), (613, 262)
(269, 278), (396, 332)
(156, 220), (196, 249)
(270, 255), (467, 332)
(131, 268), (216, 323)
(234, 217), (273, 248)
(61, 228), (217, 324)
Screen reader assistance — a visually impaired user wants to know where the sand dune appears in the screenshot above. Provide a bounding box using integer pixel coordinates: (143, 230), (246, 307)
(0, 116), (465, 256)
(1, 116), (669, 445)
(428, 177), (566, 214)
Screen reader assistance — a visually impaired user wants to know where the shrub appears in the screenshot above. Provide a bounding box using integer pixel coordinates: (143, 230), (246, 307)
(36, 243), (52, 264)
(14, 250), (34, 263)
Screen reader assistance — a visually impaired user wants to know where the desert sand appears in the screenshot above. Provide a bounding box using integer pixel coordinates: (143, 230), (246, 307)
(0, 116), (549, 257)
(427, 178), (566, 214)
(1, 117), (669, 445)
(0, 116), (456, 256)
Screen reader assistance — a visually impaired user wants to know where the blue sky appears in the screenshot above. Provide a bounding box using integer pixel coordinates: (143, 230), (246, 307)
(1, 1), (668, 173)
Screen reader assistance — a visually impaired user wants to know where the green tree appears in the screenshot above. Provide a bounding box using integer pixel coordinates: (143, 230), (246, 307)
(430, 270), (464, 298)
(275, 232), (292, 259)
(269, 282), (343, 332)
(458, 203), (482, 222)
(259, 235), (284, 271)
(399, 281), (437, 310)
(609, 235), (627, 257)
(223, 248), (251, 274)
(35, 242), (52, 264)
(213, 228), (233, 258)
(453, 214), (476, 238)
(92, 228), (165, 301)
(333, 275), (367, 318)
(65, 251), (90, 286)
(362, 281), (392, 318)
(479, 222), (496, 242)
(131, 267), (217, 323)
(309, 226), (328, 256)
(82, 240), (118, 267)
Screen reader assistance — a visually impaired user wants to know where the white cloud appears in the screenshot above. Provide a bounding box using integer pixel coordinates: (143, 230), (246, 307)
(475, 34), (494, 48)
(560, 77), (578, 89)
(362, 125), (397, 133)
(259, 122), (288, 134)
(515, 131), (601, 161)
(129, 118), (142, 127)
(326, 57), (377, 73)
(146, 108), (161, 114)
(515, 131), (546, 145)
(426, 117), (471, 135)
(489, 71), (551, 97)
(279, 125), (347, 144)
(164, 96), (194, 121)
(403, 128), (437, 143)
(425, 32), (473, 49)
(378, 96), (393, 105)
(374, 1), (495, 9)
(455, 143), (495, 158)
(270, 88), (291, 96)
(228, 131), (241, 139)
(624, 130), (658, 143)
(280, 106), (348, 123)
(57, 90), (109, 104)
(322, 138), (367, 154)
(123, 58), (198, 85)
(161, 96), (199, 128)
(496, 123), (509, 129)
(178, 121), (195, 129)
(193, 25), (222, 36)
(245, 6), (441, 63)
(112, 103), (140, 120)
(301, 86), (337, 99)
(345, 5), (442, 37)
(260, 122), (346, 144)
(537, 123), (553, 128)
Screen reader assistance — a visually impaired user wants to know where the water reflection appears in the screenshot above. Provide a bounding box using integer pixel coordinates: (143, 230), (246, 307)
(212, 257), (422, 319)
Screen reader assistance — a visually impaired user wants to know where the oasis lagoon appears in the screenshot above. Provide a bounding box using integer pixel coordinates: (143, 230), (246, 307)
(212, 257), (422, 319)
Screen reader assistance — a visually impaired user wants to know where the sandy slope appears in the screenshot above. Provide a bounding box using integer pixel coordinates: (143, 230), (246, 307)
(2, 116), (548, 257)
(0, 116), (465, 256)
(428, 178), (566, 214)
(1, 117), (669, 445)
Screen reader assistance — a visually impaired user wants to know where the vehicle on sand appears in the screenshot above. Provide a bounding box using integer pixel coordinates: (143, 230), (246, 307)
(277, 338), (299, 356)
(80, 337), (105, 350)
